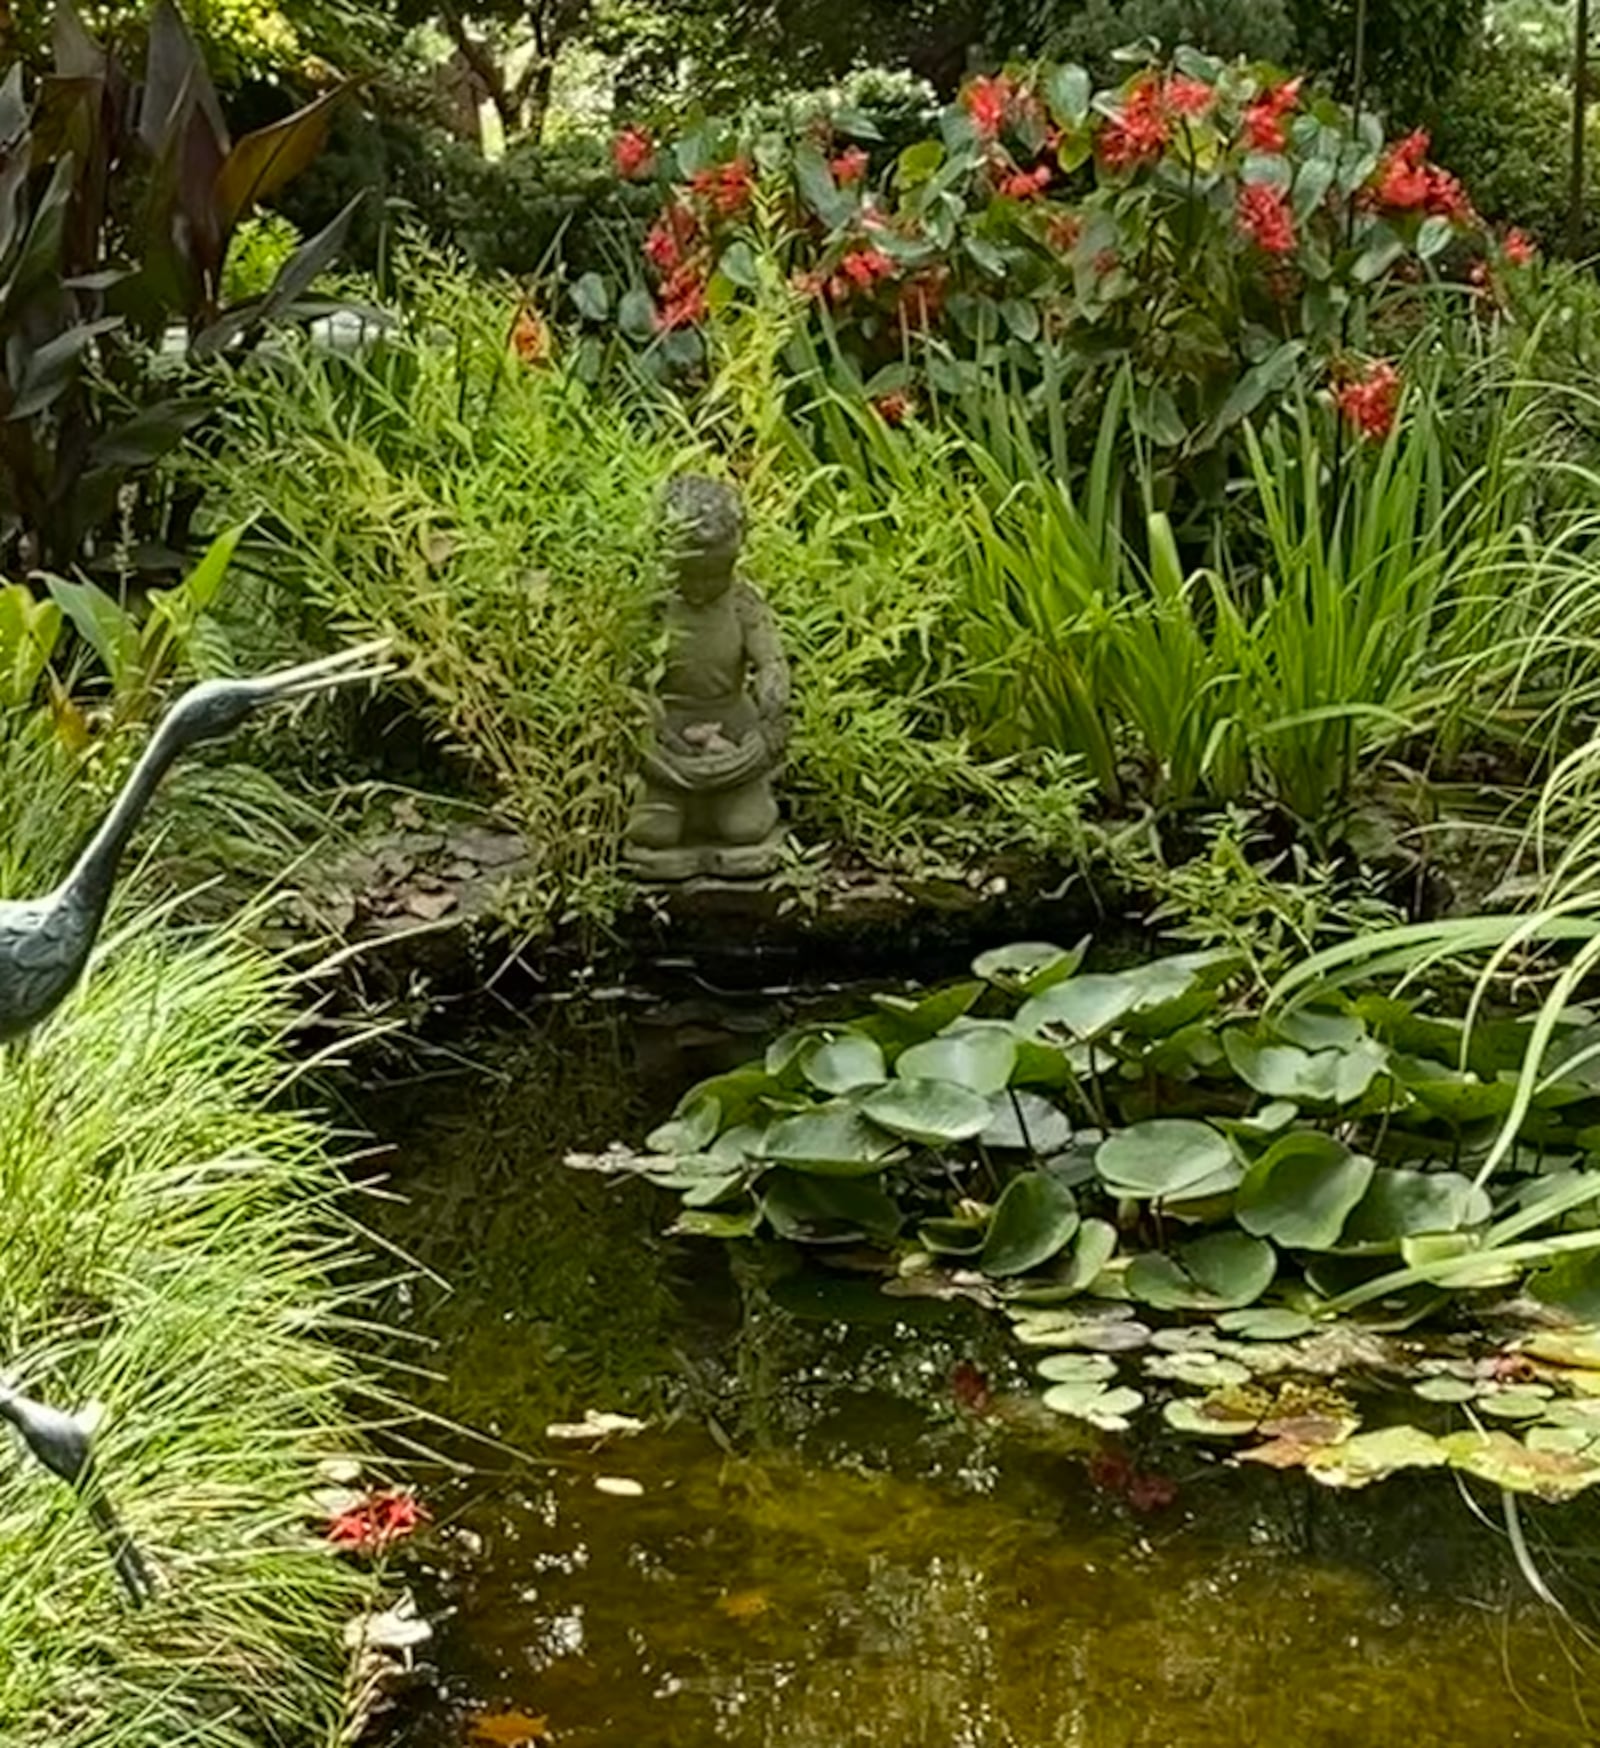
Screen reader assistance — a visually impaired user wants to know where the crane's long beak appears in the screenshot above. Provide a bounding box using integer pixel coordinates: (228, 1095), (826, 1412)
(248, 639), (397, 703)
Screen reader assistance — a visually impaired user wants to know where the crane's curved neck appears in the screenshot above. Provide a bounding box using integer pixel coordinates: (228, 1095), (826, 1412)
(57, 711), (191, 920)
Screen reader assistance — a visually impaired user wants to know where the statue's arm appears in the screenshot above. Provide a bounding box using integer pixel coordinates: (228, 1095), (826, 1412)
(737, 584), (790, 758)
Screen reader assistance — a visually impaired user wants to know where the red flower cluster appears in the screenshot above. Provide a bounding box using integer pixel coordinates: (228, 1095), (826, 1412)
(831, 146), (870, 186)
(326, 1488), (427, 1556)
(1336, 360), (1401, 440)
(963, 73), (1017, 139)
(645, 202), (699, 273)
(509, 302), (550, 364)
(612, 126), (655, 180)
(1242, 77), (1302, 153)
(1165, 75), (1215, 118)
(827, 244), (895, 302)
(1374, 129), (1472, 221)
(1098, 75), (1170, 171)
(999, 162), (1052, 199)
(1503, 226), (1536, 265)
(690, 157), (756, 217)
(656, 265), (707, 329)
(872, 390), (912, 425)
(1237, 182), (1296, 255)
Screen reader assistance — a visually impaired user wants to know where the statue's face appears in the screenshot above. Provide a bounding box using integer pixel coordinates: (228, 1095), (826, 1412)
(671, 534), (738, 605)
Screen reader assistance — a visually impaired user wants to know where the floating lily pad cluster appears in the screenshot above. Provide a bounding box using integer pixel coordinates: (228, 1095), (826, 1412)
(568, 938), (1600, 1476)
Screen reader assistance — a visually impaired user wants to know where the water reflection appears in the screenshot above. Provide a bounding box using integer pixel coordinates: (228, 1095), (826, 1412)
(363, 1006), (1599, 1748)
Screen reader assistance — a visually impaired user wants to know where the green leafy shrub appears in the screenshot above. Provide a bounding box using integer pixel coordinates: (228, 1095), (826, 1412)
(0, 709), (377, 1747)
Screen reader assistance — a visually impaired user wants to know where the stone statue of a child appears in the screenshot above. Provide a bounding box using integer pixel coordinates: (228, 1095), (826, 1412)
(624, 475), (789, 880)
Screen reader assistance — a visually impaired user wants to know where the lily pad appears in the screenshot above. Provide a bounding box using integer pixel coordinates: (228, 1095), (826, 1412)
(759, 1103), (903, 1176)
(980, 1172), (1080, 1277)
(1036, 1351), (1117, 1384)
(980, 1090), (1074, 1153)
(1223, 1032), (1389, 1105)
(1342, 1168), (1490, 1246)
(802, 1033), (887, 1095)
(918, 1217), (986, 1256)
(1478, 1387), (1553, 1419)
(669, 1207), (760, 1240)
(759, 1171), (902, 1242)
(1163, 1396), (1261, 1438)
(1412, 1375), (1481, 1403)
(1143, 1350), (1252, 1389)
(1216, 1307), (1316, 1341)
(862, 1079), (992, 1146)
(872, 981), (984, 1040)
(1442, 1428), (1600, 1500)
(1304, 1425), (1451, 1488)
(973, 940), (1087, 995)
(1041, 1381), (1145, 1431)
(1096, 1119), (1238, 1201)
(898, 1028), (1017, 1096)
(1011, 1309), (1153, 1351)
(1530, 1252), (1600, 1323)
(1274, 1008), (1369, 1052)
(1236, 1133), (1374, 1251)
(1126, 1231), (1277, 1311)
(1016, 974), (1141, 1041)
(646, 1091), (722, 1155)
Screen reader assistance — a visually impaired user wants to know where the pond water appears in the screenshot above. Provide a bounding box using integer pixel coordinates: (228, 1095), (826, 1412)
(360, 992), (1600, 1748)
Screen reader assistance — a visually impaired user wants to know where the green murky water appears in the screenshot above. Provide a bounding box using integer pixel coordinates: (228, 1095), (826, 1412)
(363, 998), (1600, 1748)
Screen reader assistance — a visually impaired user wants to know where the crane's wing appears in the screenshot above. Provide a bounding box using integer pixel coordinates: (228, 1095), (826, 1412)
(0, 897), (88, 1043)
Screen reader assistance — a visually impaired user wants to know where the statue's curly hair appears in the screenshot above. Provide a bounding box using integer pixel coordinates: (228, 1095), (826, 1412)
(660, 473), (743, 550)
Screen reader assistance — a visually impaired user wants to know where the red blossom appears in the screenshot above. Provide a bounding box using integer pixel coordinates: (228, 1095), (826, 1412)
(1237, 181), (1296, 255)
(1242, 77), (1302, 153)
(509, 302), (550, 364)
(826, 244), (896, 301)
(690, 157), (756, 216)
(644, 202), (699, 273)
(1335, 360), (1401, 441)
(831, 145), (870, 185)
(999, 162), (1052, 199)
(1046, 211), (1082, 251)
(612, 126), (655, 180)
(1375, 128), (1430, 209)
(963, 73), (1015, 139)
(1098, 76), (1170, 171)
(1503, 226), (1536, 265)
(326, 1488), (426, 1555)
(655, 264), (707, 329)
(1165, 75), (1215, 118)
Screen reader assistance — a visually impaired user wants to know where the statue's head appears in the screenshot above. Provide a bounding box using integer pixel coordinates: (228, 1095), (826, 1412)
(660, 473), (742, 605)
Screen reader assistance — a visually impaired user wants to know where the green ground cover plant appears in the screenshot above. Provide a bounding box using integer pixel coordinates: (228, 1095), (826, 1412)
(0, 709), (378, 1748)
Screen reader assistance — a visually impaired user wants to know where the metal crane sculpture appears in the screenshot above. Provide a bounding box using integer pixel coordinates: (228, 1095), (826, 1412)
(0, 641), (391, 1045)
(0, 1380), (152, 1604)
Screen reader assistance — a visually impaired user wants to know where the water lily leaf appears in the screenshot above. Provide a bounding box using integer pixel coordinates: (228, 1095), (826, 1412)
(1036, 1351), (1116, 1384)
(670, 1207), (760, 1239)
(1141, 1024), (1228, 1078)
(1016, 974), (1140, 1040)
(1442, 1428), (1600, 1500)
(1096, 1119), (1238, 1200)
(980, 1172), (1079, 1276)
(980, 1090), (1073, 1152)
(1478, 1389), (1550, 1419)
(898, 1028), (1016, 1095)
(1011, 1307), (1152, 1350)
(1412, 1375), (1481, 1403)
(872, 981), (984, 1040)
(759, 1171), (902, 1242)
(1530, 1252), (1600, 1323)
(1216, 1101), (1299, 1140)
(1237, 1133), (1373, 1251)
(802, 1034), (886, 1095)
(1342, 1168), (1490, 1246)
(1007, 1217), (1118, 1302)
(1127, 1232), (1276, 1311)
(919, 1217), (985, 1255)
(1526, 1425), (1600, 1456)
(1216, 1308), (1316, 1341)
(759, 1103), (903, 1175)
(1121, 949), (1245, 1036)
(972, 939), (1087, 994)
(1392, 1056), (1517, 1123)
(1041, 1381), (1144, 1431)
(1163, 1396), (1260, 1437)
(1143, 1351), (1252, 1389)
(647, 1091), (721, 1154)
(1274, 1008), (1368, 1052)
(1305, 1425), (1450, 1488)
(1223, 1032), (1388, 1104)
(863, 1079), (992, 1145)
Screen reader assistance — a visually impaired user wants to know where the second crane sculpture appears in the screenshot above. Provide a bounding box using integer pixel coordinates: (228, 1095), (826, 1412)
(0, 641), (391, 1045)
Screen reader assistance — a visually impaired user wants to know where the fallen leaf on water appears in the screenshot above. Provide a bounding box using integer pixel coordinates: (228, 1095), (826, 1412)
(716, 1588), (770, 1622)
(593, 1475), (644, 1497)
(467, 1709), (550, 1746)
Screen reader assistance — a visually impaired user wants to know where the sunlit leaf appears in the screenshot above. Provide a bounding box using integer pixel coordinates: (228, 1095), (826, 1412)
(980, 1172), (1079, 1276)
(898, 1027), (1016, 1095)
(1236, 1133), (1373, 1251)
(1096, 1119), (1237, 1200)
(862, 1078), (992, 1145)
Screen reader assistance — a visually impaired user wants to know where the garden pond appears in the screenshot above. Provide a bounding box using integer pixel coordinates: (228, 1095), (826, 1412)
(360, 984), (1600, 1748)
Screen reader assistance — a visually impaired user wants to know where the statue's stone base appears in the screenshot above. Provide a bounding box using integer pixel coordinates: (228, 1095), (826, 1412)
(624, 828), (785, 883)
